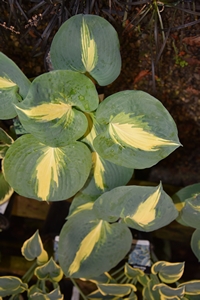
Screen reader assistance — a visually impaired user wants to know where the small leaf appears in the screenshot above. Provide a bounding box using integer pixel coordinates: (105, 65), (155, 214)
(50, 14), (121, 86)
(97, 283), (136, 297)
(30, 288), (63, 300)
(191, 229), (200, 261)
(151, 261), (185, 283)
(178, 280), (200, 295)
(94, 91), (181, 169)
(21, 230), (48, 262)
(34, 257), (63, 282)
(0, 276), (28, 297)
(125, 263), (149, 287)
(152, 283), (185, 299)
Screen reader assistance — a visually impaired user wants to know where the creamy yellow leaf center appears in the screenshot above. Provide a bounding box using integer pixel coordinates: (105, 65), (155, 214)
(130, 184), (162, 226)
(81, 18), (97, 72)
(35, 147), (63, 200)
(0, 77), (16, 88)
(109, 122), (179, 151)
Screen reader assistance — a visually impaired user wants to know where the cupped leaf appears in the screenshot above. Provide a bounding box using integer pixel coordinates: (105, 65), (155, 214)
(0, 128), (14, 158)
(93, 183), (178, 232)
(3, 134), (92, 201)
(50, 14), (121, 86)
(21, 230), (48, 264)
(94, 90), (181, 169)
(58, 204), (132, 278)
(15, 70), (98, 147)
(152, 283), (185, 299)
(178, 281), (200, 295)
(151, 261), (185, 284)
(0, 276), (28, 297)
(191, 229), (200, 261)
(34, 257), (63, 282)
(0, 172), (14, 205)
(172, 183), (200, 226)
(97, 283), (137, 297)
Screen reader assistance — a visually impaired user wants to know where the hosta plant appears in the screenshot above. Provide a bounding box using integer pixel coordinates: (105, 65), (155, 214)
(0, 230), (64, 299)
(0, 13), (200, 299)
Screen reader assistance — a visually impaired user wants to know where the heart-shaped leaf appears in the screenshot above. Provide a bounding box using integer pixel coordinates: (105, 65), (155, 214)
(50, 14), (121, 86)
(94, 90), (181, 169)
(21, 230), (48, 264)
(34, 257), (63, 282)
(3, 134), (92, 201)
(151, 261), (185, 284)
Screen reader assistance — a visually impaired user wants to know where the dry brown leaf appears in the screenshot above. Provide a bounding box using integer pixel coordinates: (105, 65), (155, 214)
(133, 70), (150, 84)
(183, 36), (200, 47)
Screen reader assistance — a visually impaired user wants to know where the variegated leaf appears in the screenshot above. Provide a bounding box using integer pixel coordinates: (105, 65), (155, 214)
(178, 280), (200, 295)
(50, 14), (121, 86)
(58, 204), (132, 278)
(151, 261), (185, 284)
(15, 70), (99, 147)
(173, 184), (200, 227)
(80, 112), (133, 196)
(93, 183), (178, 231)
(191, 229), (200, 261)
(0, 172), (13, 205)
(94, 90), (181, 169)
(21, 230), (48, 263)
(0, 276), (28, 297)
(0, 52), (30, 119)
(0, 128), (14, 158)
(3, 134), (92, 201)
(0, 52), (30, 98)
(152, 283), (185, 299)
(34, 257), (63, 282)
(97, 283), (137, 297)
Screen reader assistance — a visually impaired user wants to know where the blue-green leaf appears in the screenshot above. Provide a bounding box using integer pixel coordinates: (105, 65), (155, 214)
(93, 183), (178, 232)
(94, 91), (181, 169)
(58, 204), (132, 278)
(3, 134), (92, 201)
(50, 14), (121, 86)
(15, 70), (98, 147)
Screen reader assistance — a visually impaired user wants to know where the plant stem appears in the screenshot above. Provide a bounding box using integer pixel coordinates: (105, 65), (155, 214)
(22, 260), (38, 283)
(70, 278), (88, 300)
